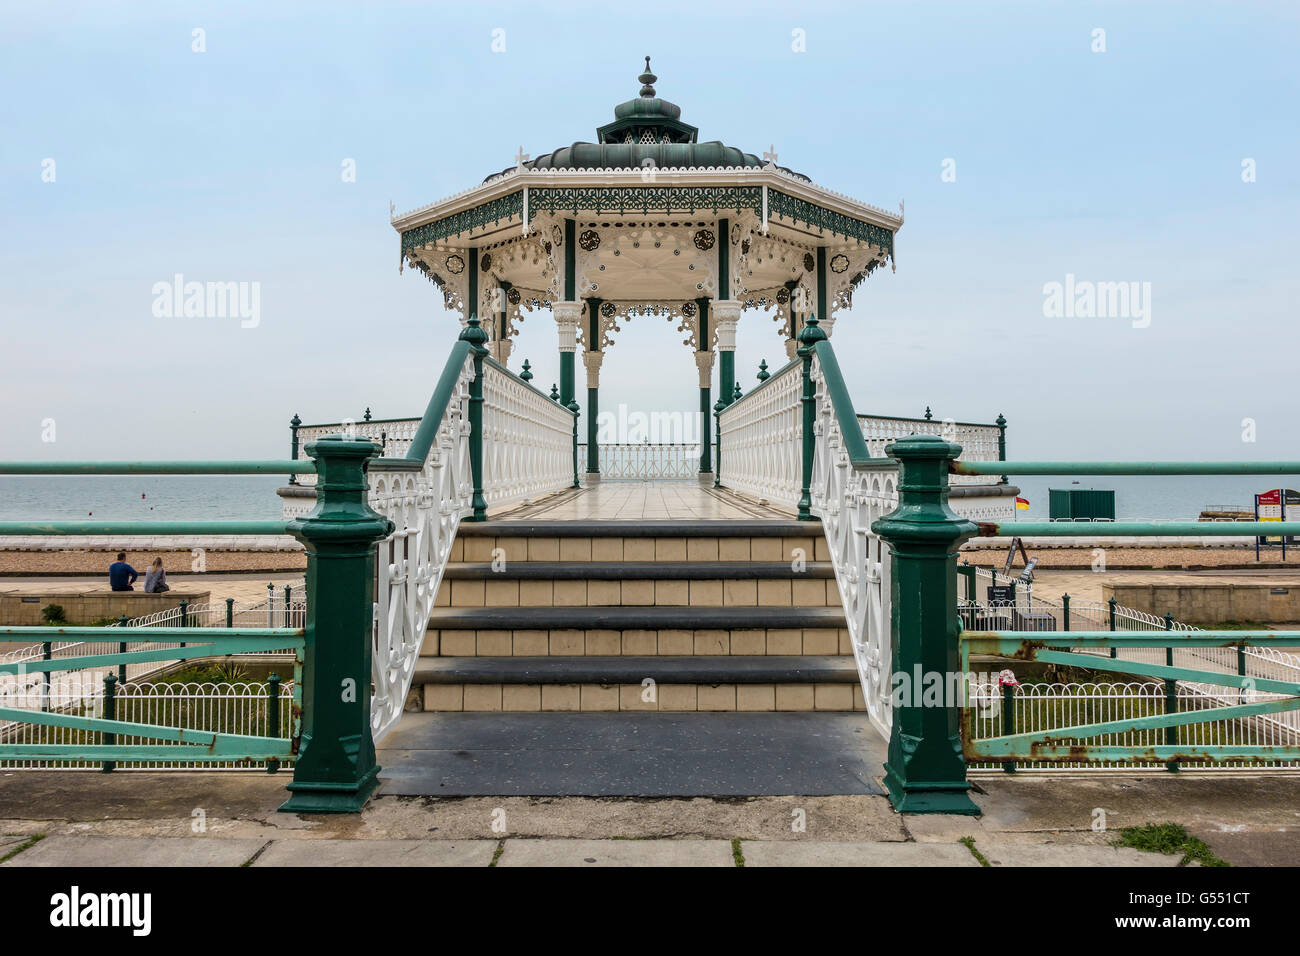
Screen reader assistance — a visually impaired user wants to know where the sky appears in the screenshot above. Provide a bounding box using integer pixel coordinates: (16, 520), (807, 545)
(2, 0), (1298, 462)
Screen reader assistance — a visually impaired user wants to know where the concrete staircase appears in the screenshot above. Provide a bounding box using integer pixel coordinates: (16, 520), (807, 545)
(416, 519), (863, 714)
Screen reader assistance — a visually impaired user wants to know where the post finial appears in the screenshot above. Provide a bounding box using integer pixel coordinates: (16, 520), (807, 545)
(459, 313), (489, 350)
(757, 359), (770, 382)
(796, 313), (826, 355)
(520, 359), (533, 382)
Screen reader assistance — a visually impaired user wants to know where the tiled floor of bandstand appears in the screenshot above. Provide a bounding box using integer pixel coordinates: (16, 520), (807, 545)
(493, 480), (790, 522)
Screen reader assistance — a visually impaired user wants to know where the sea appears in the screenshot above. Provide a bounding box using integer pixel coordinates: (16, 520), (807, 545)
(0, 473), (1296, 522)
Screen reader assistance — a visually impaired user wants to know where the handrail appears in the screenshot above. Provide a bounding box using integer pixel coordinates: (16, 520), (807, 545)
(977, 521), (1300, 537)
(0, 520), (288, 535)
(859, 412), (1001, 430)
(0, 461), (313, 475)
(956, 460), (1300, 476)
(371, 340), (474, 471)
(812, 340), (880, 466)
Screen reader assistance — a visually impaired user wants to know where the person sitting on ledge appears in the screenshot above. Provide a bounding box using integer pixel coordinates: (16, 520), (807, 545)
(108, 552), (138, 592)
(143, 557), (169, 594)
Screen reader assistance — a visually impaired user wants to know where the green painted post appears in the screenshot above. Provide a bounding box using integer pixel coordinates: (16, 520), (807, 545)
(872, 434), (980, 815)
(225, 597), (234, 628)
(101, 673), (117, 774)
(1001, 683), (1017, 774)
(461, 315), (490, 521)
(289, 413), (302, 485)
(280, 434), (393, 814)
(996, 413), (1007, 483)
(179, 599), (188, 628)
(713, 398), (725, 489)
(41, 642), (51, 712)
(266, 672), (282, 774)
(795, 314), (826, 521)
(1164, 612), (1179, 773)
(1108, 597), (1118, 658)
(568, 400), (581, 488)
(117, 614), (128, 684)
(284, 585), (293, 627)
(697, 298), (712, 476)
(587, 300), (601, 476)
(1062, 593), (1071, 632)
(267, 582), (275, 627)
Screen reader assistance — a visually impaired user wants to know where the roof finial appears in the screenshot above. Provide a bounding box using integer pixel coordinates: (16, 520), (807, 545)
(638, 56), (657, 98)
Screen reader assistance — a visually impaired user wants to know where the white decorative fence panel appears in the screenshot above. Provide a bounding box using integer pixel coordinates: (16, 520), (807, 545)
(717, 360), (802, 510)
(368, 351), (475, 742)
(481, 360), (574, 507)
(858, 415), (1000, 485)
(295, 419), (421, 485)
(577, 443), (714, 479)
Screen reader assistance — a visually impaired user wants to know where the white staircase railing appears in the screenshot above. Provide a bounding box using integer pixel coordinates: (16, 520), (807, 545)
(294, 338), (577, 742)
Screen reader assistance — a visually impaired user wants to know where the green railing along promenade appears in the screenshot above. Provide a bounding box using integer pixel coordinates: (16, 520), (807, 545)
(0, 446), (393, 813)
(877, 443), (1300, 814)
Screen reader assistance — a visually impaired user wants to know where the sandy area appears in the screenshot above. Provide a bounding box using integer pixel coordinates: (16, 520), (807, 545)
(960, 545), (1295, 570)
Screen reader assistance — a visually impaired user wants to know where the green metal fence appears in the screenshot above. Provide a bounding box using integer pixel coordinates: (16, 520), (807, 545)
(0, 442), (392, 813)
(872, 439), (1300, 815)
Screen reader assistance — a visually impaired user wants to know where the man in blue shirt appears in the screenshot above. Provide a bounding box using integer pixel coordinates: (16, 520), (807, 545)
(108, 552), (138, 591)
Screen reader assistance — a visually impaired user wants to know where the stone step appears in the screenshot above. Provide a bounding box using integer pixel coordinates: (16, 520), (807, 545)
(418, 656), (864, 713)
(424, 624), (851, 658)
(437, 562), (840, 608)
(451, 520), (827, 564)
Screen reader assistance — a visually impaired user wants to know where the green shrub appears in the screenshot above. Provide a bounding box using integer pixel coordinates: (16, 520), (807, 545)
(40, 605), (67, 625)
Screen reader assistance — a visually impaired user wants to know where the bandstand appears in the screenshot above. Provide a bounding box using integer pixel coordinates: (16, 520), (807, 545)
(392, 58), (902, 481)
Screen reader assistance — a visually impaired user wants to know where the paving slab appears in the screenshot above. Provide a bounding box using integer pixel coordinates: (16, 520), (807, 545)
(497, 838), (734, 867)
(378, 712), (885, 797)
(1189, 827), (1300, 867)
(980, 844), (1182, 867)
(0, 835), (30, 857)
(742, 840), (979, 867)
(1, 835), (266, 867)
(251, 839), (496, 867)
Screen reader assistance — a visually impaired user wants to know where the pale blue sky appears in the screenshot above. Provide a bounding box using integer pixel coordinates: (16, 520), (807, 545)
(2, 1), (1297, 461)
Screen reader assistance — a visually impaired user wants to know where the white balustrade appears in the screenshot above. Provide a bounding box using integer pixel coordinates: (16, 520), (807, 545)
(295, 419), (421, 485)
(857, 415), (1001, 485)
(481, 360), (575, 506)
(577, 443), (715, 480)
(716, 360), (802, 511)
(367, 351), (475, 741)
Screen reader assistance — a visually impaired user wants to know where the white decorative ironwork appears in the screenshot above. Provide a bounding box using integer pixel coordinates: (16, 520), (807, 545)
(858, 414), (1001, 485)
(296, 418), (421, 475)
(366, 351), (475, 741)
(480, 360), (575, 508)
(716, 359), (802, 510)
(807, 353), (899, 739)
(576, 443), (715, 480)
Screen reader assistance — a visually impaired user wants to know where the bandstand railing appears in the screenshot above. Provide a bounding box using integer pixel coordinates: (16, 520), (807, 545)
(577, 443), (717, 480)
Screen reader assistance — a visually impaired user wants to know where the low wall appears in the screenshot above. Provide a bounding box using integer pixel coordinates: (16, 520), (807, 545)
(0, 590), (211, 626)
(1103, 583), (1300, 625)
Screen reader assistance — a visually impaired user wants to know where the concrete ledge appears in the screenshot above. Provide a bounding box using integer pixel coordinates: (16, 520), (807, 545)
(251, 839), (497, 867)
(2, 835), (265, 867)
(0, 589), (211, 625)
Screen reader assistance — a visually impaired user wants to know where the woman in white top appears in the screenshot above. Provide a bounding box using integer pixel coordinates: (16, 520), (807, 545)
(144, 557), (170, 593)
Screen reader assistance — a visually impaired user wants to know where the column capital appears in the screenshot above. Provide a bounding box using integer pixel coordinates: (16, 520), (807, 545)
(693, 349), (715, 389)
(583, 348), (605, 388)
(554, 301), (581, 353)
(712, 299), (741, 351)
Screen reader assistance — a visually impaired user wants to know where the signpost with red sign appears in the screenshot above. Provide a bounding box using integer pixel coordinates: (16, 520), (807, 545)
(1254, 488), (1300, 560)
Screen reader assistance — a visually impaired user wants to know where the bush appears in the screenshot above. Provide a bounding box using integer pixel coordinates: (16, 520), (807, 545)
(40, 605), (67, 625)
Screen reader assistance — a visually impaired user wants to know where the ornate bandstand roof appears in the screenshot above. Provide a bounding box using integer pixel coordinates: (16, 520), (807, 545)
(392, 58), (902, 352)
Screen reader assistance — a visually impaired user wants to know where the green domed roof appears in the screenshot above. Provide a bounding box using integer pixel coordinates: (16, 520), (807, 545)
(486, 58), (809, 181)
